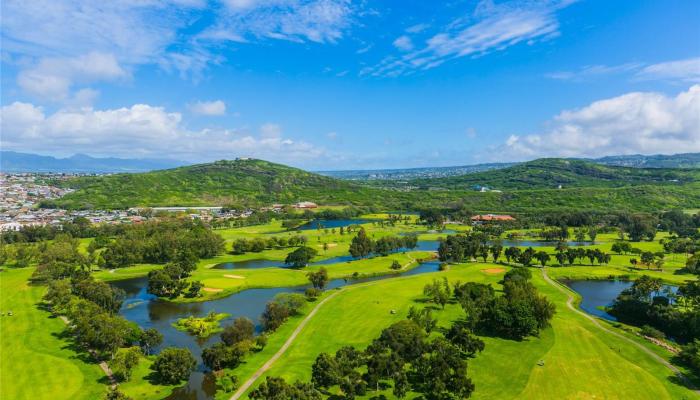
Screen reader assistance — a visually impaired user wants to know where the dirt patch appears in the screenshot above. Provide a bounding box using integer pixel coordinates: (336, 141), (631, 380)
(481, 268), (505, 274)
(224, 274), (245, 279)
(203, 287), (223, 293)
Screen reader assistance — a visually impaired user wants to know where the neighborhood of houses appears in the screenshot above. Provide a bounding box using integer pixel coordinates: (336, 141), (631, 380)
(0, 173), (320, 232)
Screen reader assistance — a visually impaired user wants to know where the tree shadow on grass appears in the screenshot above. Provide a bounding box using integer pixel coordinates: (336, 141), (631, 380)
(668, 355), (700, 391)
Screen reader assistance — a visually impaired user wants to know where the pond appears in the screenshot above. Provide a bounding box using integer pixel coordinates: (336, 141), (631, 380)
(296, 219), (375, 231)
(113, 258), (441, 399)
(565, 280), (678, 321)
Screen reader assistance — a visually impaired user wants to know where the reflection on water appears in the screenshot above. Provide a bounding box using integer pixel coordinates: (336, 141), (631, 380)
(113, 258), (441, 399)
(566, 280), (677, 321)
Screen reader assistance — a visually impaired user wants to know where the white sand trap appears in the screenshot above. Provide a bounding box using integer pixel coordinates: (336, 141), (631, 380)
(224, 274), (245, 279)
(203, 287), (223, 293)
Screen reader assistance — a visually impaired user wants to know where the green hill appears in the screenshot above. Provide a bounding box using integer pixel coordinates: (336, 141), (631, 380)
(48, 159), (383, 209)
(45, 158), (700, 212)
(406, 158), (700, 190)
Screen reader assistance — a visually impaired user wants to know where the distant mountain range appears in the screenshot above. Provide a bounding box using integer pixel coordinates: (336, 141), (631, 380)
(318, 162), (515, 180)
(589, 153), (700, 169)
(0, 151), (186, 173)
(322, 153), (700, 181)
(2, 150), (699, 176)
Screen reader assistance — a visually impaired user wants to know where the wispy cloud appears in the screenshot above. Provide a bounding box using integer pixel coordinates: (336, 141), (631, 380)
(637, 57), (700, 83)
(546, 57), (700, 83)
(2, 0), (358, 101)
(198, 0), (356, 44)
(362, 0), (572, 77)
(545, 63), (643, 81)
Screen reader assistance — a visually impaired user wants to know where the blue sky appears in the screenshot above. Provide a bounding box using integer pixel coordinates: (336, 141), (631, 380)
(1, 0), (699, 170)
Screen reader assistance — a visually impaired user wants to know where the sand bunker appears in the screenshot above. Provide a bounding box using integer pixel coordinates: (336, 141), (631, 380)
(481, 268), (505, 274)
(224, 274), (245, 279)
(318, 243), (338, 248)
(203, 287), (223, 293)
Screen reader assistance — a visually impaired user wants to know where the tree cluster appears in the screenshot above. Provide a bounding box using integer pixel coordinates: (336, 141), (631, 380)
(348, 228), (418, 258)
(232, 235), (307, 254)
(101, 220), (224, 269)
(454, 271), (556, 340)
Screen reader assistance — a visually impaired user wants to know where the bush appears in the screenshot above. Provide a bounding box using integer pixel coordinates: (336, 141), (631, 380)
(305, 287), (322, 300)
(640, 325), (665, 339)
(217, 372), (239, 393)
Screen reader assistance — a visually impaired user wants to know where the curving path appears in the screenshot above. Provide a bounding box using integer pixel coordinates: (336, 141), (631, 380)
(230, 255), (427, 399)
(230, 288), (343, 399)
(540, 267), (699, 394)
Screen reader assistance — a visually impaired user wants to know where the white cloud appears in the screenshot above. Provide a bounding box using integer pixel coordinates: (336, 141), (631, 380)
(363, 1), (571, 77)
(200, 0), (355, 44)
(189, 100), (227, 116)
(502, 85), (700, 159)
(0, 102), (326, 165)
(393, 35), (414, 52)
(637, 57), (700, 83)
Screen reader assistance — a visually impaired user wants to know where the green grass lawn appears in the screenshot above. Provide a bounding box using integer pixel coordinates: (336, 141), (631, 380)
(0, 268), (107, 400)
(230, 263), (697, 399)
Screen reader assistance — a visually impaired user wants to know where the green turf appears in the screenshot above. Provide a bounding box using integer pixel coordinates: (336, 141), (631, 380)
(230, 264), (698, 399)
(0, 268), (107, 400)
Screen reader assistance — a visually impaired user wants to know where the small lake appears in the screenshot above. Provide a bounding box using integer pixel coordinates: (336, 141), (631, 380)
(296, 219), (374, 231)
(566, 280), (678, 321)
(113, 258), (441, 399)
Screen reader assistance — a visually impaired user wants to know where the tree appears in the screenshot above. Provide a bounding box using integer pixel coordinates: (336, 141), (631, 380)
(349, 228), (373, 258)
(285, 246), (318, 268)
(139, 328), (163, 355)
(43, 279), (72, 314)
(490, 244), (503, 263)
(110, 347), (141, 382)
(423, 278), (450, 309)
(249, 376), (322, 400)
(407, 306), (437, 333)
(221, 317), (255, 346)
(185, 281), (203, 298)
(534, 251), (550, 267)
(641, 251), (655, 269)
(203, 342), (243, 371)
(445, 321), (484, 357)
(504, 247), (521, 264)
(503, 267), (531, 283)
(151, 347), (196, 384)
(413, 337), (475, 399)
(306, 267), (329, 289)
(588, 227), (598, 243)
(391, 260), (402, 270)
(311, 352), (339, 388)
